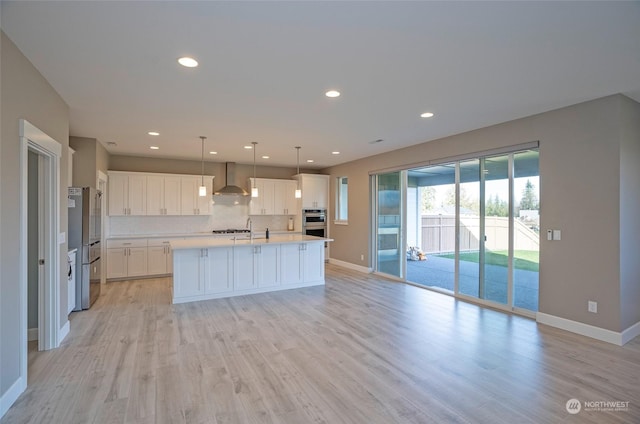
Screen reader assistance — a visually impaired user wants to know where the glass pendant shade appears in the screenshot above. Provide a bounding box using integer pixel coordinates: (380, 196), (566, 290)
(199, 136), (207, 197)
(295, 188), (302, 199)
(251, 187), (259, 197)
(199, 185), (207, 197)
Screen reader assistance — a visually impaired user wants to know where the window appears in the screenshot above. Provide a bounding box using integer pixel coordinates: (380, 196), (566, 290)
(336, 176), (348, 223)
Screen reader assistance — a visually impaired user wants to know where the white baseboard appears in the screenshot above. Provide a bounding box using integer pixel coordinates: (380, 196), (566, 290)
(328, 258), (372, 274)
(621, 320), (640, 345)
(59, 320), (70, 343)
(0, 376), (26, 419)
(537, 313), (628, 346)
(27, 328), (38, 342)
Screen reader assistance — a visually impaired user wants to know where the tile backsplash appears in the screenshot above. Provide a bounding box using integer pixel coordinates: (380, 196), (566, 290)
(108, 202), (295, 237)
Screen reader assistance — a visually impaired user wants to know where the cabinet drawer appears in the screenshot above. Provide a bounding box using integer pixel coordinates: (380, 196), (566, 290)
(107, 238), (148, 249)
(147, 238), (178, 247)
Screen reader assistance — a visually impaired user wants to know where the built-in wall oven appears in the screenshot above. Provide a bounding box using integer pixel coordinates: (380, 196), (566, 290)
(302, 209), (327, 238)
(302, 209), (328, 260)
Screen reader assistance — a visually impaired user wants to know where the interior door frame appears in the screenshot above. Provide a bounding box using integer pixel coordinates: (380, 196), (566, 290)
(20, 119), (62, 362)
(97, 170), (107, 285)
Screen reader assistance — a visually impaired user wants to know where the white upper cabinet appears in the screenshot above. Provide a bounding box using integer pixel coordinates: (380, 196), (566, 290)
(249, 178), (299, 216)
(181, 176), (213, 216)
(108, 172), (147, 216)
(147, 175), (182, 216)
(108, 171), (212, 216)
(295, 174), (329, 209)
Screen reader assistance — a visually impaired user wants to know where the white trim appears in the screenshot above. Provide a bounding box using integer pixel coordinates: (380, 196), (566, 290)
(621, 320), (640, 345)
(333, 220), (349, 225)
(28, 328), (39, 342)
(537, 312), (626, 346)
(329, 258), (372, 274)
(59, 320), (70, 343)
(0, 377), (27, 419)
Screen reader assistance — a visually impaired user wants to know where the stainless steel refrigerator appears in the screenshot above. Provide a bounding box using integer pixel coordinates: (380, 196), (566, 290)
(68, 187), (102, 310)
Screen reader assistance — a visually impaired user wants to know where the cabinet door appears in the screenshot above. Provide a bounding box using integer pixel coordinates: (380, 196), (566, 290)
(173, 249), (204, 298)
(107, 248), (127, 279)
(284, 181), (299, 215)
(262, 180), (275, 215)
(127, 175), (147, 215)
(273, 181), (286, 215)
(127, 247), (148, 277)
(180, 177), (198, 215)
(233, 246), (255, 290)
(147, 246), (167, 275)
(164, 176), (183, 215)
(303, 242), (325, 282)
(303, 175), (329, 209)
(196, 177), (213, 215)
(280, 243), (303, 285)
(205, 247), (233, 294)
(146, 176), (164, 216)
(256, 244), (279, 287)
(248, 178), (264, 215)
(108, 174), (128, 216)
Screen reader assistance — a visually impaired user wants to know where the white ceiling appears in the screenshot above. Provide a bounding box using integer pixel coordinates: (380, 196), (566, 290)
(2, 1), (640, 168)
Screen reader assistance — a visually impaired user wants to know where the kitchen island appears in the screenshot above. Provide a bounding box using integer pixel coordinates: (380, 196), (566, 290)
(170, 234), (332, 304)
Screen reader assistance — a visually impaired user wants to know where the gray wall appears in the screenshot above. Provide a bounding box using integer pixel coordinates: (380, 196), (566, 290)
(1, 30), (70, 395)
(323, 94), (640, 334)
(69, 136), (110, 188)
(619, 96), (640, 329)
(109, 155), (315, 192)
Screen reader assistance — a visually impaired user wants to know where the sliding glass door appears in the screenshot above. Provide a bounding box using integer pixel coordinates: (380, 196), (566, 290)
(380, 148), (539, 314)
(375, 171), (404, 278)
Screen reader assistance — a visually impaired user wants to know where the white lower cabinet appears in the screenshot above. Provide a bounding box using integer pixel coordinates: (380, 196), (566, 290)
(280, 242), (325, 285)
(106, 239), (149, 279)
(147, 240), (173, 276)
(233, 244), (279, 290)
(206, 247), (233, 294)
(173, 248), (205, 298)
(173, 240), (325, 303)
(173, 247), (233, 300)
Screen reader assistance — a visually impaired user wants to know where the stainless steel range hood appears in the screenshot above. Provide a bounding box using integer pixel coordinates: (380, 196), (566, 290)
(214, 162), (249, 196)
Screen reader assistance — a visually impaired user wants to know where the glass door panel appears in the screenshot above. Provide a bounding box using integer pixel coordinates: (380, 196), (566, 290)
(376, 172), (403, 277)
(458, 159), (481, 297)
(482, 155), (510, 304)
(513, 150), (540, 311)
(406, 163), (456, 291)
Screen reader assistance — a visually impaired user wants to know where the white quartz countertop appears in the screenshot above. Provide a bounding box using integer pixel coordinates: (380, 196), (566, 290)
(108, 230), (300, 240)
(170, 234), (332, 250)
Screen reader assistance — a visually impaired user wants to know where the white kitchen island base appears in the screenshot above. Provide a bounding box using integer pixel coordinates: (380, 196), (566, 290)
(171, 235), (331, 304)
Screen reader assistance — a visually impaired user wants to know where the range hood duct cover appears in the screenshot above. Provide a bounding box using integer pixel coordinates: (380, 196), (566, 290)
(214, 162), (249, 196)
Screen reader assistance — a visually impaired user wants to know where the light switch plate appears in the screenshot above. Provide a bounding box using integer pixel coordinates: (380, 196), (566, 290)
(58, 232), (66, 244)
(547, 230), (553, 241)
(553, 230), (561, 241)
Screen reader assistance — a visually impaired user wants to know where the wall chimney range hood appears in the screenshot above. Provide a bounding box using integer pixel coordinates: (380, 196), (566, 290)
(214, 162), (249, 196)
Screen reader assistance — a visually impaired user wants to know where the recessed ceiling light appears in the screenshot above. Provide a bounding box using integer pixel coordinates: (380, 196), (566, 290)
(262, 155), (270, 159)
(306, 159), (314, 163)
(420, 112), (434, 118)
(332, 151), (340, 155)
(148, 131), (160, 136)
(178, 57), (198, 68)
(150, 146), (159, 150)
(244, 145), (253, 149)
(209, 151), (217, 155)
(325, 90), (340, 98)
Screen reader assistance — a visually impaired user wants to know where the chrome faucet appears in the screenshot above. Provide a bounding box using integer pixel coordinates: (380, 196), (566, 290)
(246, 217), (253, 240)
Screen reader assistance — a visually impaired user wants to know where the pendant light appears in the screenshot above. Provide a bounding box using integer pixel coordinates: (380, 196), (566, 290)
(251, 141), (259, 197)
(295, 146), (302, 199)
(198, 136), (207, 197)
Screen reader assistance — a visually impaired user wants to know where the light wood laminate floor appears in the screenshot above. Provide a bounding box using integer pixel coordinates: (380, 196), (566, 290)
(3, 265), (640, 423)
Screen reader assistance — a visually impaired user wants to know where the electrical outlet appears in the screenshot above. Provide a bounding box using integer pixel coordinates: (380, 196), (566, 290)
(588, 301), (598, 313)
(360, 254), (364, 261)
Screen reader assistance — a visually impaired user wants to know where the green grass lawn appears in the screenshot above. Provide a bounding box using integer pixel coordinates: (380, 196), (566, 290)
(437, 250), (539, 272)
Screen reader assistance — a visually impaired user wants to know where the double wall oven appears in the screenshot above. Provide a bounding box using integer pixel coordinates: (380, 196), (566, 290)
(302, 209), (326, 238)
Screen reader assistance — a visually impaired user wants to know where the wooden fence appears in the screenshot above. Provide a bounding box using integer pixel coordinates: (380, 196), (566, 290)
(420, 215), (539, 253)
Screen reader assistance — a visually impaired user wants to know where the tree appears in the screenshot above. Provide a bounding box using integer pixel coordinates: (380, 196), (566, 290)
(486, 194), (509, 217)
(420, 186), (436, 213)
(444, 186), (479, 213)
(519, 179), (539, 210)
